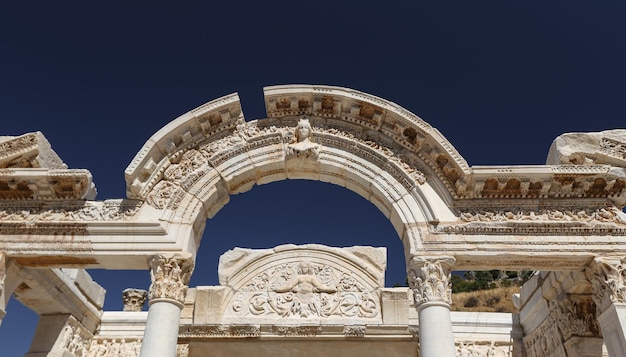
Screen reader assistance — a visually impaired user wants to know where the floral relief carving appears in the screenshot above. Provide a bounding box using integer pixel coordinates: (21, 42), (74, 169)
(146, 181), (183, 210)
(601, 137), (626, 160)
(408, 256), (455, 306)
(164, 149), (209, 183)
(148, 254), (194, 304)
(229, 261), (379, 319)
(551, 297), (601, 340)
(0, 200), (141, 222)
(459, 206), (626, 224)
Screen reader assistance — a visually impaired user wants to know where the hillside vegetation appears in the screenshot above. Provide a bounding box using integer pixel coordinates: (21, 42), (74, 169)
(450, 270), (532, 313)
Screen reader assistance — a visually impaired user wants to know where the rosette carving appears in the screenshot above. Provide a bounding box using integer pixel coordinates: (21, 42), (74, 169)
(148, 254), (194, 305)
(408, 256), (455, 306)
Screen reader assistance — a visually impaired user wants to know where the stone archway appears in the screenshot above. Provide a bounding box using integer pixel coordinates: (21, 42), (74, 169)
(124, 85), (469, 265)
(1, 84), (625, 357)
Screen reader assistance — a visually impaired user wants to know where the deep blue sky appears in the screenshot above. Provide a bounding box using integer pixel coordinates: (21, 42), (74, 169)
(2, 2), (625, 355)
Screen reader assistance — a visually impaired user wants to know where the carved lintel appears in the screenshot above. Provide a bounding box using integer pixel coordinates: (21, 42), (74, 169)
(148, 253), (194, 305)
(122, 288), (148, 312)
(585, 257), (626, 312)
(408, 256), (455, 306)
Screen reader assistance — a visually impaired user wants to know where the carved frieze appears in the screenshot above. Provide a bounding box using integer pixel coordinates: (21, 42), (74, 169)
(86, 338), (142, 357)
(148, 254), (194, 304)
(0, 133), (39, 168)
(433, 222), (626, 236)
(0, 169), (95, 200)
(408, 256), (455, 306)
(272, 325), (323, 337)
(456, 341), (511, 357)
(458, 206), (626, 224)
(58, 316), (93, 357)
(523, 295), (600, 357)
(551, 296), (601, 341)
(229, 261), (379, 319)
(0, 200), (141, 222)
(179, 324), (260, 338)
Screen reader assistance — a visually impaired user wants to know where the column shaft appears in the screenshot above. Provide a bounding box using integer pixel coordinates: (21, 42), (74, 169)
(140, 300), (183, 357)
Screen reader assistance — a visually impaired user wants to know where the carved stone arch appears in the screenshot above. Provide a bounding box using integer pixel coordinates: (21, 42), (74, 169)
(124, 85), (469, 260)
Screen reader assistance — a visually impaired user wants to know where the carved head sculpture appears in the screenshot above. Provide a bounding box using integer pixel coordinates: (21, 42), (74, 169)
(294, 118), (313, 143)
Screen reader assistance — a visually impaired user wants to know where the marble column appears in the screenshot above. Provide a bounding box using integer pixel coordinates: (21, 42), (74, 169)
(140, 253), (193, 357)
(408, 255), (456, 357)
(585, 257), (626, 357)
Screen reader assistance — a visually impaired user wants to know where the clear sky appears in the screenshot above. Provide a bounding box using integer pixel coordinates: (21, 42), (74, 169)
(1, 2), (625, 355)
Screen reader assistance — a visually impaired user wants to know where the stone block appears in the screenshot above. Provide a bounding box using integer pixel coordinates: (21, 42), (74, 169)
(381, 288), (410, 324)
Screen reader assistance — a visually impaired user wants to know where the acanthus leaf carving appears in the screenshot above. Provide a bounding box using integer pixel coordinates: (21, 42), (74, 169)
(148, 253), (194, 305)
(122, 288), (148, 312)
(585, 257), (626, 312)
(408, 256), (455, 306)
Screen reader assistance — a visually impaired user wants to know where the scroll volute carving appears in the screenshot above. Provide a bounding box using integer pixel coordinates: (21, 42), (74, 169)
(408, 256), (455, 306)
(148, 253), (194, 305)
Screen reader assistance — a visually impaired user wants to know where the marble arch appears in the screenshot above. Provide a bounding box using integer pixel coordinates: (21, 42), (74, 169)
(0, 84), (626, 357)
(124, 84), (471, 263)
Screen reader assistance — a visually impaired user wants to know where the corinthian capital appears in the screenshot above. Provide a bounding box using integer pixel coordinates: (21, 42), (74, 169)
(148, 253), (194, 305)
(585, 257), (626, 312)
(408, 256), (455, 306)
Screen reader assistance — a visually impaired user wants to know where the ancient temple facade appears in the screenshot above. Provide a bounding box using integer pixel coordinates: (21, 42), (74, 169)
(0, 85), (625, 356)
